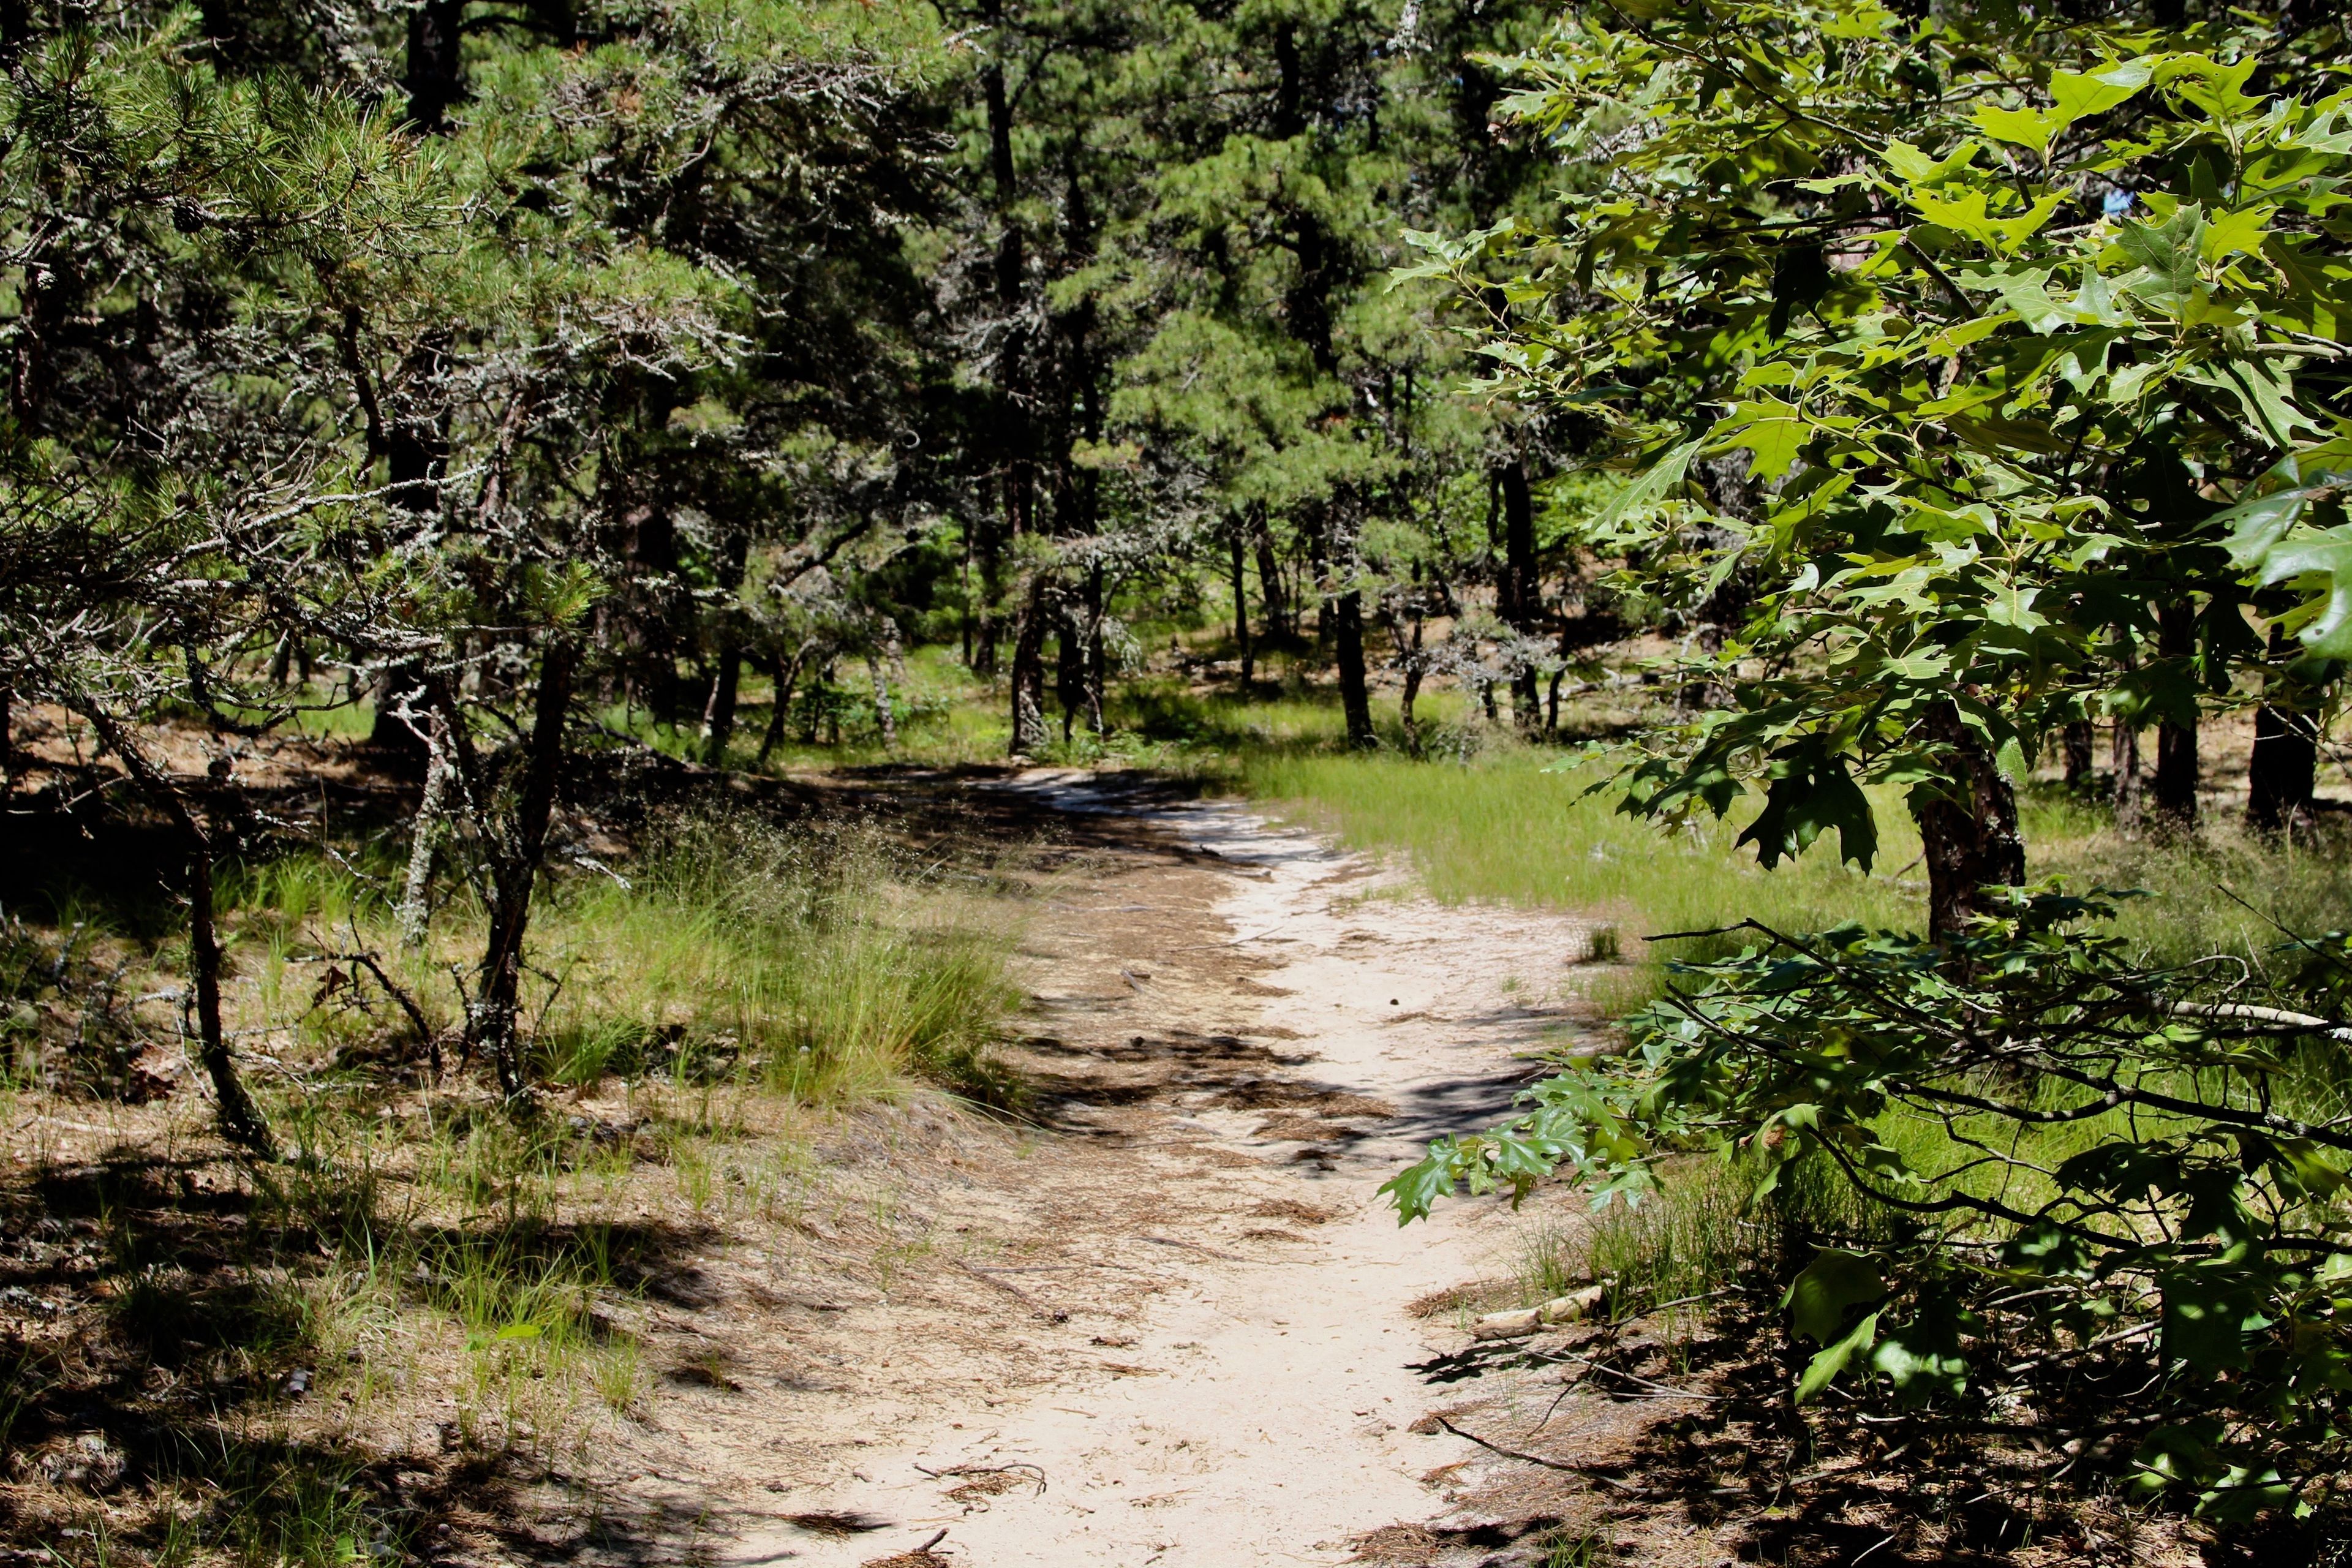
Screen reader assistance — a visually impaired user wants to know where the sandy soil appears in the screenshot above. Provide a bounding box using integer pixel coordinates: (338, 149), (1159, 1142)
(576, 771), (1612, 1568)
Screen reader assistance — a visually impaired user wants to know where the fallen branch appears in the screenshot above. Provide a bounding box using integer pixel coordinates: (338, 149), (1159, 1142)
(955, 1259), (1069, 1322)
(1528, 1349), (1720, 1401)
(1433, 1417), (1643, 1494)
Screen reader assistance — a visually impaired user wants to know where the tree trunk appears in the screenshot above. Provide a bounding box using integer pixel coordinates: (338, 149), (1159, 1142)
(1499, 458), (1542, 728)
(1008, 582), (1050, 755)
(756, 649), (803, 766)
(403, 0), (467, 132)
(83, 711), (273, 1156)
(0, 682), (12, 788)
(2113, 722), (2143, 828)
(1915, 702), (2026, 942)
(702, 647), (742, 764)
(398, 709), (453, 950)
(2061, 721), (2094, 788)
(699, 527), (752, 765)
(472, 639), (576, 1101)
(2248, 701), (2318, 837)
(1256, 530), (1289, 643)
(1229, 526), (1253, 684)
(1054, 606), (1085, 744)
(1334, 589), (1374, 748)
(1397, 614), (1425, 757)
(2150, 600), (2199, 829)
(868, 653), (899, 751)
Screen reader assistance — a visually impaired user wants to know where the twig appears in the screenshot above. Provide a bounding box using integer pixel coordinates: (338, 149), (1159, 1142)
(1139, 1233), (1244, 1261)
(954, 1259), (1068, 1322)
(1433, 1417), (1643, 1494)
(1529, 1350), (1721, 1401)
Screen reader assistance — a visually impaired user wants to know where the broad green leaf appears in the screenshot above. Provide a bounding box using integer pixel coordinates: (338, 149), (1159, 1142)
(1973, 103), (2062, 156)
(2050, 58), (2156, 123)
(1882, 138), (1981, 186)
(1716, 399), (1809, 479)
(1994, 271), (2065, 333)
(1910, 189), (2064, 253)
(1587, 438), (1700, 537)
(1795, 1310), (1880, 1404)
(1784, 1248), (1888, 1343)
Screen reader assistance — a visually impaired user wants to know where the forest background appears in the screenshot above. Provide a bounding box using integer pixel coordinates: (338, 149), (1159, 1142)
(11, 0), (2352, 1561)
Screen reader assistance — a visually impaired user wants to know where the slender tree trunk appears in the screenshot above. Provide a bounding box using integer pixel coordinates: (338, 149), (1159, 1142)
(1256, 529), (1289, 642)
(398, 710), (453, 950)
(2150, 600), (2199, 830)
(472, 639), (576, 1101)
(1084, 568), (1107, 737)
(699, 527), (752, 765)
(702, 649), (742, 765)
(2248, 701), (2318, 837)
(2113, 722), (2143, 827)
(84, 711), (272, 1156)
(185, 816), (274, 1155)
(756, 649), (803, 766)
(1008, 582), (1050, 755)
(868, 653), (899, 751)
(1054, 605), (1084, 744)
(1229, 527), (1253, 684)
(1915, 701), (2026, 942)
(1499, 458), (1542, 728)
(2061, 722), (2094, 788)
(0, 682), (12, 788)
(1335, 590), (1374, 748)
(1398, 615), (1424, 757)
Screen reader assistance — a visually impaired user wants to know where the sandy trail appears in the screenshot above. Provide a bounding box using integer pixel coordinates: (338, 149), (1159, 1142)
(722, 774), (1602, 1567)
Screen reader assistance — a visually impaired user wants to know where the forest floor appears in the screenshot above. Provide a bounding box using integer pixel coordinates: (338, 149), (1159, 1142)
(543, 772), (2211, 1568)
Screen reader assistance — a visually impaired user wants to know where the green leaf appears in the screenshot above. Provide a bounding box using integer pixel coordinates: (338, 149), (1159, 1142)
(2049, 58), (2156, 123)
(2160, 1264), (2271, 1371)
(1736, 750), (1878, 870)
(1784, 1248), (1888, 1343)
(1795, 1310), (1880, 1404)
(1716, 398), (1809, 479)
(1973, 103), (2062, 156)
(1882, 139), (1981, 186)
(1587, 439), (1700, 538)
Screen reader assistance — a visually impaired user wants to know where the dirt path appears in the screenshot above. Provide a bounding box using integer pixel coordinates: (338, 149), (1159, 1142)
(567, 775), (1608, 1568)
(651, 772), (1605, 1567)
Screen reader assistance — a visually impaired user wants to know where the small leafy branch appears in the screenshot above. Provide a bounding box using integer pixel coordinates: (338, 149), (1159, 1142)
(1385, 889), (2352, 1520)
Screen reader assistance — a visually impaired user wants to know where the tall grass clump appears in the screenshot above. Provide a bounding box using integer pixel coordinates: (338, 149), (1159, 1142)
(530, 813), (1020, 1102)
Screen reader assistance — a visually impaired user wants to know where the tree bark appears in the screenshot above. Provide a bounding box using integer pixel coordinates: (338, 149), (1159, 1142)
(2248, 701), (2318, 837)
(699, 527), (752, 765)
(1008, 581), (1050, 755)
(756, 648), (804, 766)
(1498, 457), (1542, 728)
(398, 709), (453, 950)
(2060, 721), (2094, 788)
(1229, 526), (1253, 684)
(1915, 702), (2026, 942)
(472, 639), (576, 1101)
(0, 682), (12, 788)
(2150, 600), (2199, 830)
(1335, 589), (1374, 748)
(1396, 614), (1425, 757)
(403, 0), (467, 132)
(2113, 722), (2142, 827)
(702, 647), (743, 765)
(83, 712), (273, 1156)
(1256, 528), (1289, 643)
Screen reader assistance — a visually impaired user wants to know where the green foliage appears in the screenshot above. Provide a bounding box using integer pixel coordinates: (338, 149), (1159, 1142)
(1387, 888), (2352, 1517)
(1412, 0), (2352, 872)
